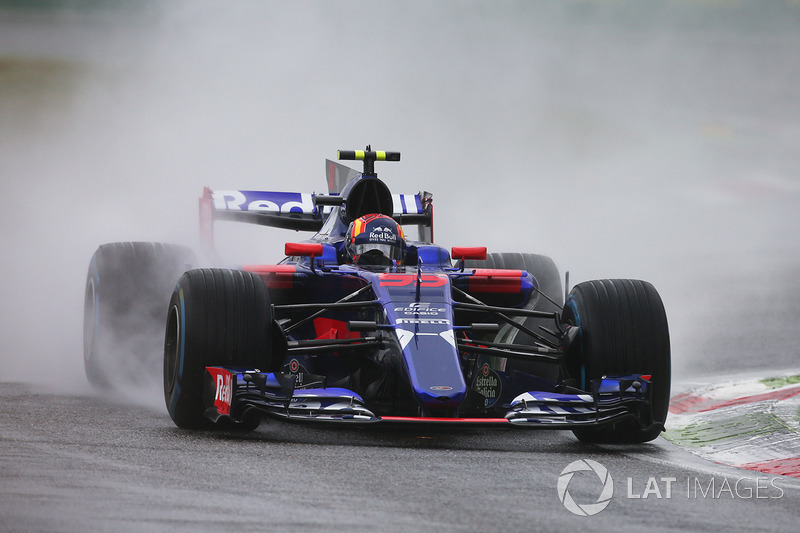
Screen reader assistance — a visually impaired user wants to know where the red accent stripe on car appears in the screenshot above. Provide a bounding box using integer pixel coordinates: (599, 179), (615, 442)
(468, 269), (523, 294)
(243, 265), (297, 289)
(380, 416), (510, 423)
(313, 317), (360, 340)
(243, 265), (297, 273)
(471, 269), (524, 277)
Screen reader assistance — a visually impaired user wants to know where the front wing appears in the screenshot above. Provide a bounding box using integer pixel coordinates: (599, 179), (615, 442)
(203, 367), (658, 430)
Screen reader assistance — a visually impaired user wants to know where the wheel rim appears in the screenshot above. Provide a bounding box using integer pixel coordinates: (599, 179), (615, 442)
(164, 303), (180, 395)
(563, 297), (586, 390)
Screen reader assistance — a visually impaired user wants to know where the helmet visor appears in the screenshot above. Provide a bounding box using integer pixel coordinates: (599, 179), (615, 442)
(351, 243), (405, 262)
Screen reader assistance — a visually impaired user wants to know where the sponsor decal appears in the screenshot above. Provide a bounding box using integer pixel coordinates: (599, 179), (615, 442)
(212, 190), (423, 216)
(207, 368), (233, 416)
(394, 302), (447, 316)
(430, 386), (453, 391)
(369, 226), (397, 243)
(471, 363), (502, 408)
(213, 190), (315, 214)
(396, 318), (451, 325)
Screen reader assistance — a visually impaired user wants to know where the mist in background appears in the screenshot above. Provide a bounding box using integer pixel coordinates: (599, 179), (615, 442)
(1, 0), (799, 393)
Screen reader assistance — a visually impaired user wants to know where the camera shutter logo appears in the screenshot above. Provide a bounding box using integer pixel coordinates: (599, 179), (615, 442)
(557, 459), (614, 516)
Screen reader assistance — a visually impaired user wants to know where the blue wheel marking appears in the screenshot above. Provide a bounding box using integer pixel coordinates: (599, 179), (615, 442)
(168, 284), (184, 413)
(179, 285), (185, 381)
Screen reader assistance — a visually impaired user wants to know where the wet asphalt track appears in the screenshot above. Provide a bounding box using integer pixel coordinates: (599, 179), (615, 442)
(2, 381), (799, 533)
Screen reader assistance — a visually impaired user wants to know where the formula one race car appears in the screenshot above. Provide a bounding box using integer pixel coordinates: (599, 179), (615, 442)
(83, 148), (670, 443)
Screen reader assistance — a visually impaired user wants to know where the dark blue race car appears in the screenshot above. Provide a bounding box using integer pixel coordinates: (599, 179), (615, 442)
(84, 148), (670, 443)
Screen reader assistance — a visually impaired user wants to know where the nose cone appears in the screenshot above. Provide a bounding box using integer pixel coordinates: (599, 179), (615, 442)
(395, 328), (467, 413)
(416, 388), (466, 412)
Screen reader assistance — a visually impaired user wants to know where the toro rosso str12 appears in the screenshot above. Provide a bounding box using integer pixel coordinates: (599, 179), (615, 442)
(83, 148), (670, 443)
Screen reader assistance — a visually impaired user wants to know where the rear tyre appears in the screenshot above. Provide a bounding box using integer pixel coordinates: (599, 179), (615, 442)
(163, 268), (273, 429)
(464, 253), (562, 377)
(84, 242), (195, 387)
(563, 279), (670, 443)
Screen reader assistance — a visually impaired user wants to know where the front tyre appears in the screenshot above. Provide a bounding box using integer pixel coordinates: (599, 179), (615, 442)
(164, 268), (273, 429)
(563, 279), (670, 443)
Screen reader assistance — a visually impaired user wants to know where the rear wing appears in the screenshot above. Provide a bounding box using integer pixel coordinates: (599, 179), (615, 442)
(199, 187), (433, 257)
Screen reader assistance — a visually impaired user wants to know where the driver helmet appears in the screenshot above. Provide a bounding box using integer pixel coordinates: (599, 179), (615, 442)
(345, 214), (406, 266)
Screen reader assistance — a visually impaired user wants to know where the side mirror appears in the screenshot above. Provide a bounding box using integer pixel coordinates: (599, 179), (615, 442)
(285, 243), (324, 258)
(451, 247), (487, 261)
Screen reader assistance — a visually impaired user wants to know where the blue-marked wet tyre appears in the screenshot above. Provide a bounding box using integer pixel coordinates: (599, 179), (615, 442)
(83, 242), (195, 388)
(563, 279), (671, 444)
(163, 268), (273, 429)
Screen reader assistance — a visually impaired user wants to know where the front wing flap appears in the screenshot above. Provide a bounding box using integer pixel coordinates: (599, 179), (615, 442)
(203, 368), (379, 423)
(504, 375), (654, 428)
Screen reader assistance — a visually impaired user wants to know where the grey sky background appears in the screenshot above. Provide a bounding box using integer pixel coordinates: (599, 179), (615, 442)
(1, 1), (798, 388)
